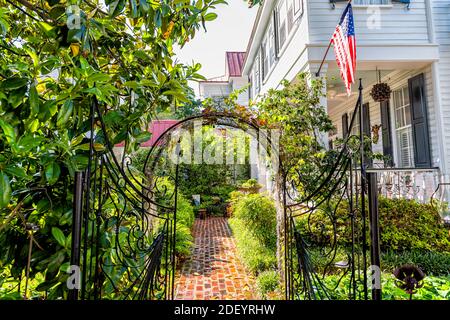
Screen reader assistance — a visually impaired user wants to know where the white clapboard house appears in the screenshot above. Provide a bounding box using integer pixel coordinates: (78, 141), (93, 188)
(241, 0), (450, 203)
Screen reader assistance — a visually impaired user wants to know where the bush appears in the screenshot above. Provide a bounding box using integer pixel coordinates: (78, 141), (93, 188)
(378, 197), (450, 252)
(228, 217), (277, 274)
(256, 271), (280, 299)
(175, 225), (194, 259)
(316, 273), (450, 300)
(233, 193), (277, 249)
(153, 177), (195, 260)
(382, 250), (450, 276)
(297, 197), (450, 253)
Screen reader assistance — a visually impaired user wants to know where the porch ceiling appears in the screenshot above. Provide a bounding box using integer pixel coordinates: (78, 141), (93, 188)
(326, 69), (393, 109)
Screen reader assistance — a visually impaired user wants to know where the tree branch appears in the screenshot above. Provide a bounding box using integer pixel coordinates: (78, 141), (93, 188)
(7, 0), (54, 23)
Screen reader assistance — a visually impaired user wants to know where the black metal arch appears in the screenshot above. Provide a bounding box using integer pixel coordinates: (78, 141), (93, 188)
(142, 112), (280, 175)
(70, 86), (381, 301)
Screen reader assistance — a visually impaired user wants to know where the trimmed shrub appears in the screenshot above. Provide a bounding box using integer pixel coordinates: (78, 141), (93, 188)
(297, 197), (450, 252)
(228, 218), (277, 273)
(233, 193), (277, 250)
(256, 270), (280, 299)
(378, 197), (450, 252)
(382, 250), (450, 276)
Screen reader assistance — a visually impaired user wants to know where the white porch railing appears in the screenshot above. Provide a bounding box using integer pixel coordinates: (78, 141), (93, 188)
(366, 167), (441, 203)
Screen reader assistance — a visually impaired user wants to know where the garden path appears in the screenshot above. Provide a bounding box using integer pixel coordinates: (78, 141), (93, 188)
(174, 217), (255, 300)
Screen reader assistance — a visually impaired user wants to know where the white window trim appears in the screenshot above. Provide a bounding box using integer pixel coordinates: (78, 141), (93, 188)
(391, 85), (415, 168)
(292, 0), (303, 20)
(275, 0), (303, 59)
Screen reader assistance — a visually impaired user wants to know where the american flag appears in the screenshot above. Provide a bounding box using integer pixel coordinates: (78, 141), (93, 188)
(331, 3), (356, 96)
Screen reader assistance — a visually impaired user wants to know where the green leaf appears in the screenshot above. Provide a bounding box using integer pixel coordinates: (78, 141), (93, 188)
(1, 77), (27, 90)
(0, 119), (16, 144)
(4, 165), (28, 179)
(203, 12), (218, 21)
(17, 135), (44, 153)
(29, 82), (39, 115)
(109, 0), (126, 17)
(45, 162), (61, 185)
(123, 80), (139, 89)
(26, 48), (39, 68)
(139, 0), (150, 12)
(0, 172), (11, 208)
(51, 227), (66, 247)
(75, 143), (106, 152)
(135, 131), (151, 143)
(57, 100), (74, 127)
(26, 118), (40, 133)
(87, 73), (110, 86)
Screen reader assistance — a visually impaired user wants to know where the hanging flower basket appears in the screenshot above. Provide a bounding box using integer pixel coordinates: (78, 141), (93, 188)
(370, 83), (391, 102)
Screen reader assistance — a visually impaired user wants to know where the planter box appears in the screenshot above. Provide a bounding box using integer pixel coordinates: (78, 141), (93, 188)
(238, 186), (261, 194)
(198, 208), (207, 220)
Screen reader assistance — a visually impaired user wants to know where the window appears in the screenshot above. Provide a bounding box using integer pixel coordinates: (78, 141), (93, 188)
(261, 40), (268, 79)
(248, 74), (253, 100)
(292, 0), (303, 17)
(253, 53), (261, 96)
(276, 0), (288, 50)
(276, 0), (303, 54)
(261, 21), (276, 79)
(348, 110), (360, 136)
(393, 86), (414, 167)
(353, 0), (389, 5)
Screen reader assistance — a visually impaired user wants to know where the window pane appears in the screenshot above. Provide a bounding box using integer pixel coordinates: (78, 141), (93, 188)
(403, 87), (410, 105)
(269, 25), (276, 65)
(293, 0), (302, 14)
(395, 108), (402, 128)
(277, 0), (287, 49)
(404, 104), (411, 126)
(353, 0), (389, 4)
(287, 3), (294, 32)
(393, 86), (414, 167)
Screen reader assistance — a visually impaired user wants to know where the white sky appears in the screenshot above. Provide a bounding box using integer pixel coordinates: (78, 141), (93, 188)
(174, 1), (257, 96)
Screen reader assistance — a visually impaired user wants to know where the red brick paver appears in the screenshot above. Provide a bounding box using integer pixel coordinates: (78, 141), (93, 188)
(175, 217), (255, 300)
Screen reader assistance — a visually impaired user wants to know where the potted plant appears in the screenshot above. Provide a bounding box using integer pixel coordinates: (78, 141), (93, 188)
(238, 179), (262, 194)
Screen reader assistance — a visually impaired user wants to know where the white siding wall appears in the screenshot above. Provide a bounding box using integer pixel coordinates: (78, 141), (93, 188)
(308, 0), (430, 44)
(230, 76), (250, 106)
(199, 82), (231, 99)
(259, 4), (310, 93)
(432, 0), (450, 175)
(328, 66), (439, 167)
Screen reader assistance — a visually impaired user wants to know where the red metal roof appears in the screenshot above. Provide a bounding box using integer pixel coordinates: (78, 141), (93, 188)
(115, 119), (179, 148)
(226, 52), (246, 77)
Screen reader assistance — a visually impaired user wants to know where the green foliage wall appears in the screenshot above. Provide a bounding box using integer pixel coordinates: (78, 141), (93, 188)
(232, 193), (277, 250)
(228, 192), (279, 298)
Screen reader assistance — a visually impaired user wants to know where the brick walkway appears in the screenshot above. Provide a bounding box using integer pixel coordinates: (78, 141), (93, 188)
(175, 217), (255, 300)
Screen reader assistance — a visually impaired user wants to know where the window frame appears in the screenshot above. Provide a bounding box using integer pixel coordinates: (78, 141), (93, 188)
(352, 0), (391, 5)
(261, 19), (276, 81)
(391, 85), (415, 168)
(276, 0), (288, 52)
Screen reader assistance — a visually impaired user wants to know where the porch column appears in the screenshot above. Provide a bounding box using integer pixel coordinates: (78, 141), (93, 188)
(306, 62), (329, 149)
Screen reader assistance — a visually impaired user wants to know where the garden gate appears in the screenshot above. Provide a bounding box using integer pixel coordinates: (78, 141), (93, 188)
(284, 81), (381, 300)
(69, 83), (381, 300)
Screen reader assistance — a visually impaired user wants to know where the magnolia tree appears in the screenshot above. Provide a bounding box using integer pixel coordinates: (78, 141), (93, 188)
(0, 0), (226, 299)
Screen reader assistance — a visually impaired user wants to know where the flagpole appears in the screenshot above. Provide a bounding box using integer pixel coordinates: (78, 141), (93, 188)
(315, 0), (352, 77)
(315, 41), (332, 77)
